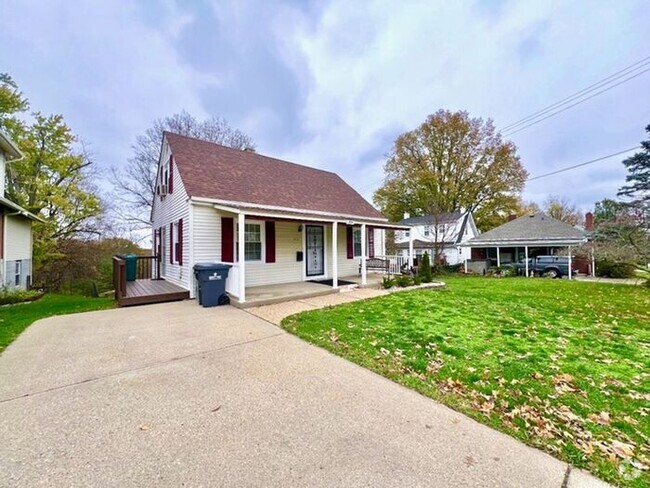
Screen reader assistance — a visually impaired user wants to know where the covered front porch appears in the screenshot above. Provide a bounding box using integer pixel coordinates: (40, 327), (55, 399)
(238, 274), (385, 308)
(199, 200), (411, 306)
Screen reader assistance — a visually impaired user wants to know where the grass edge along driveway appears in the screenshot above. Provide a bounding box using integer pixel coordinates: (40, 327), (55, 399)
(0, 294), (115, 352)
(281, 277), (650, 488)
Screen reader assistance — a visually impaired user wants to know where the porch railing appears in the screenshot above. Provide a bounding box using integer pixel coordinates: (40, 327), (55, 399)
(371, 255), (414, 275)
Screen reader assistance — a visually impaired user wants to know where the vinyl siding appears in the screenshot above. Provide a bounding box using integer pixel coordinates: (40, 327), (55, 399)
(150, 138), (191, 291)
(5, 215), (32, 261)
(190, 213), (372, 291)
(0, 152), (5, 197)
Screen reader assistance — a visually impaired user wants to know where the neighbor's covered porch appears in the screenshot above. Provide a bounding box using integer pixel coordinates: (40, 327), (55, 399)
(200, 201), (411, 306)
(461, 239), (593, 278)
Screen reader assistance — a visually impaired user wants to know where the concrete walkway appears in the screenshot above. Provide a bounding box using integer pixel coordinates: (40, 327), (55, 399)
(0, 301), (610, 487)
(248, 286), (389, 324)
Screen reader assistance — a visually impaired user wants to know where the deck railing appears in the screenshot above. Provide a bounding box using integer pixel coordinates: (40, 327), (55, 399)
(113, 256), (127, 300)
(113, 255), (161, 301)
(135, 255), (161, 280)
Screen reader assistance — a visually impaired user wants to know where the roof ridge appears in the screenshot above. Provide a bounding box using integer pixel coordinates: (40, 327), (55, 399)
(164, 131), (339, 177)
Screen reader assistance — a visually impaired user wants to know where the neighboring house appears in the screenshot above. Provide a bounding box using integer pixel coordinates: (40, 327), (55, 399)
(461, 212), (588, 276)
(394, 211), (479, 265)
(0, 131), (40, 289)
(150, 132), (407, 304)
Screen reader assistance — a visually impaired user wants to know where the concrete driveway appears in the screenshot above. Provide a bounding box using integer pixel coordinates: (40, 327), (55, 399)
(0, 301), (608, 487)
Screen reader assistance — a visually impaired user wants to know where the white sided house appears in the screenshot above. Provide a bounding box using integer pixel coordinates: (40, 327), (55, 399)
(0, 131), (41, 289)
(394, 211), (479, 265)
(150, 132), (408, 305)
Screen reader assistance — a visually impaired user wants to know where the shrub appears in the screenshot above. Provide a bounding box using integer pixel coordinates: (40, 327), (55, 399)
(395, 275), (413, 287)
(419, 252), (433, 283)
(0, 288), (43, 305)
(381, 276), (395, 289)
(596, 260), (636, 279)
(412, 275), (422, 286)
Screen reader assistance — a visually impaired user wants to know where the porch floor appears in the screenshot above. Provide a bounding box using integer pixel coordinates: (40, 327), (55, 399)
(235, 273), (385, 308)
(120, 279), (190, 307)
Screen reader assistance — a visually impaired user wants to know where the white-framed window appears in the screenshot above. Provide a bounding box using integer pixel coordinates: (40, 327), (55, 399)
(423, 225), (431, 237)
(15, 261), (21, 287)
(236, 221), (264, 262)
(353, 228), (362, 257)
(438, 224), (447, 234)
(404, 230), (410, 238)
(172, 222), (179, 263)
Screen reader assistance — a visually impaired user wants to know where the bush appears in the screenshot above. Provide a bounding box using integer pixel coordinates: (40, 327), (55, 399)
(0, 288), (43, 305)
(419, 252), (433, 283)
(394, 275), (413, 287)
(381, 276), (395, 289)
(412, 275), (422, 286)
(596, 260), (636, 279)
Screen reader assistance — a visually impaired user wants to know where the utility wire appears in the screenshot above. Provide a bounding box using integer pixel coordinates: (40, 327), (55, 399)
(502, 55), (650, 132)
(526, 146), (639, 181)
(502, 67), (650, 137)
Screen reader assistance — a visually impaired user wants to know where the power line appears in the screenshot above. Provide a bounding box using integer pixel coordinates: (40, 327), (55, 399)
(526, 146), (639, 182)
(502, 67), (650, 137)
(502, 55), (650, 132)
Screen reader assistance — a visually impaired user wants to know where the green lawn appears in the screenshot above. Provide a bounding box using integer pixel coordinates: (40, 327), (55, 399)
(282, 277), (650, 487)
(0, 294), (116, 352)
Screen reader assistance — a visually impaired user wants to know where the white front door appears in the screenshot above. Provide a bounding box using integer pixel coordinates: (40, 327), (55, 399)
(305, 225), (325, 277)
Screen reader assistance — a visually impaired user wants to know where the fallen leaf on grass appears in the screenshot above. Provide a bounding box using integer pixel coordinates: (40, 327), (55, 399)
(587, 411), (611, 425)
(211, 405), (222, 412)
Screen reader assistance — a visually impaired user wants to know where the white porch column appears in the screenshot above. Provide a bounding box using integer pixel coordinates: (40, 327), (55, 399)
(361, 223), (367, 285)
(332, 222), (338, 288)
(590, 247), (596, 277)
(525, 246), (529, 277)
(238, 212), (246, 303)
(568, 246), (572, 280)
(408, 228), (414, 269)
(464, 254), (468, 274)
(496, 246), (501, 267)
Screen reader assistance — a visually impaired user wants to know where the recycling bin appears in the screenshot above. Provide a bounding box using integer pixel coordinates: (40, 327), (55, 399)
(125, 254), (138, 282)
(193, 263), (232, 307)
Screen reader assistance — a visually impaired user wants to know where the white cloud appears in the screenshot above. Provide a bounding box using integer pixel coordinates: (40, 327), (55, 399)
(1, 0), (216, 169)
(276, 0), (650, 208)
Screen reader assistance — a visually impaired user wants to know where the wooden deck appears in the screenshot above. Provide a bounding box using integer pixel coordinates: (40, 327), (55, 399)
(113, 255), (189, 307)
(120, 279), (189, 307)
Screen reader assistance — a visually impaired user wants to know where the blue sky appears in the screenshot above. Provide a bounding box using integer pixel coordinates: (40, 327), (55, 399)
(1, 0), (649, 212)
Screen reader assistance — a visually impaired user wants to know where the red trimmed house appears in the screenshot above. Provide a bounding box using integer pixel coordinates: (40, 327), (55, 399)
(148, 132), (408, 305)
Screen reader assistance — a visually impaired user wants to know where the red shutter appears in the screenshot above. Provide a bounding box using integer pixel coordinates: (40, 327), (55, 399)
(168, 155), (174, 193)
(169, 223), (173, 264)
(346, 226), (354, 259)
(368, 226), (375, 258)
(177, 219), (183, 265)
(221, 217), (234, 262)
(265, 221), (276, 263)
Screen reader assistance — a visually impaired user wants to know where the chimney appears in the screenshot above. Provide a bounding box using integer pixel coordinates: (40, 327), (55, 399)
(403, 211), (410, 220)
(508, 214), (517, 222)
(585, 212), (594, 231)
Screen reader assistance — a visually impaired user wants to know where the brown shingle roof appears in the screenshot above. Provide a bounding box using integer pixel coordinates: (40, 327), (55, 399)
(165, 132), (385, 220)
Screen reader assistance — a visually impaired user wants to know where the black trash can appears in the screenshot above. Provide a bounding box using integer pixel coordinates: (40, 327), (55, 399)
(193, 263), (232, 307)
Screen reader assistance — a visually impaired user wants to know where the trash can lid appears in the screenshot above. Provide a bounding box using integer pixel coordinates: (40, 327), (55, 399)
(193, 262), (232, 270)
